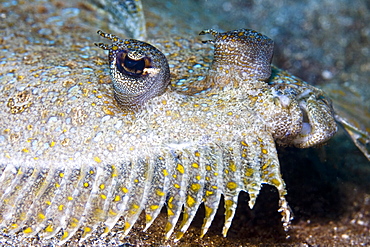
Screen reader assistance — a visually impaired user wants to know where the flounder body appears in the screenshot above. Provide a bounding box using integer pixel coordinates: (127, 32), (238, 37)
(0, 24), (337, 245)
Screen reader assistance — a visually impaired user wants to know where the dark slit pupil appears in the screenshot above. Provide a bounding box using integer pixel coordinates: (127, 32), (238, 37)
(123, 56), (145, 74)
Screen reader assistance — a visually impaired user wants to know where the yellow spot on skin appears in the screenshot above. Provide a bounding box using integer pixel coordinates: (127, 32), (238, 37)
(205, 190), (214, 196)
(205, 206), (213, 217)
(55, 183), (60, 188)
(150, 205), (159, 210)
(90, 170), (95, 174)
(17, 168), (23, 175)
(195, 175), (201, 181)
(191, 183), (201, 191)
(84, 227), (91, 233)
(22, 148), (29, 153)
(134, 179), (139, 183)
(225, 199), (234, 207)
(23, 227), (33, 234)
(50, 141), (55, 147)
(124, 222), (131, 230)
(163, 169), (168, 176)
(195, 151), (200, 157)
(45, 225), (53, 232)
(45, 201), (51, 205)
(67, 196), (73, 201)
(262, 163), (269, 170)
(176, 164), (184, 174)
(172, 174), (177, 179)
(156, 190), (165, 196)
(59, 172), (64, 178)
(101, 194), (107, 199)
(206, 165), (211, 171)
(99, 184), (105, 190)
(167, 208), (174, 216)
(121, 187), (128, 193)
(227, 182), (237, 190)
(102, 106), (115, 116)
(176, 231), (185, 240)
(246, 168), (254, 177)
(114, 195), (120, 202)
(262, 149), (268, 154)
(62, 231), (69, 240)
(38, 213), (45, 220)
(230, 162), (238, 172)
(174, 183), (180, 189)
(165, 222), (173, 233)
(146, 214), (152, 222)
(271, 178), (281, 187)
(225, 207), (233, 220)
(94, 156), (102, 163)
(58, 205), (64, 211)
(109, 209), (117, 216)
(84, 182), (89, 188)
(191, 163), (199, 168)
(187, 195), (196, 207)
(10, 224), (18, 229)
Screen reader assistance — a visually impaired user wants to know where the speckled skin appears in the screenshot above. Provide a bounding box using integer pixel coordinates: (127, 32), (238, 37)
(0, 26), (339, 244)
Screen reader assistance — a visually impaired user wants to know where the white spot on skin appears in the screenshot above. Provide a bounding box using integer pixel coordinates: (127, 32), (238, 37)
(94, 131), (103, 142)
(102, 115), (111, 122)
(115, 120), (123, 129)
(48, 116), (58, 124)
(278, 95), (291, 107)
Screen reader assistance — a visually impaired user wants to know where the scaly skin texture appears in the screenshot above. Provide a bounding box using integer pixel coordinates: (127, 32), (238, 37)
(0, 4), (338, 247)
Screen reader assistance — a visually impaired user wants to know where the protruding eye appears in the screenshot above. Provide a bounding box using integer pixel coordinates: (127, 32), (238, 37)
(116, 51), (151, 77)
(96, 31), (170, 110)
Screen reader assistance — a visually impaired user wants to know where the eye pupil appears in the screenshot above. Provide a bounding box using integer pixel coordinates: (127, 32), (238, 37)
(116, 50), (150, 76)
(123, 56), (145, 74)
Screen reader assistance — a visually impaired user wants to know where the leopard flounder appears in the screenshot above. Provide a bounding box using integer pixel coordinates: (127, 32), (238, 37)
(0, 24), (337, 245)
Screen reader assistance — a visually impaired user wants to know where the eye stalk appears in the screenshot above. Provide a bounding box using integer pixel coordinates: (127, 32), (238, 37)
(95, 30), (170, 110)
(200, 29), (274, 81)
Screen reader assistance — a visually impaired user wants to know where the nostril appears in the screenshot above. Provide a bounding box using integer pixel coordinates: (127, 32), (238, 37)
(302, 107), (309, 123)
(300, 122), (312, 136)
